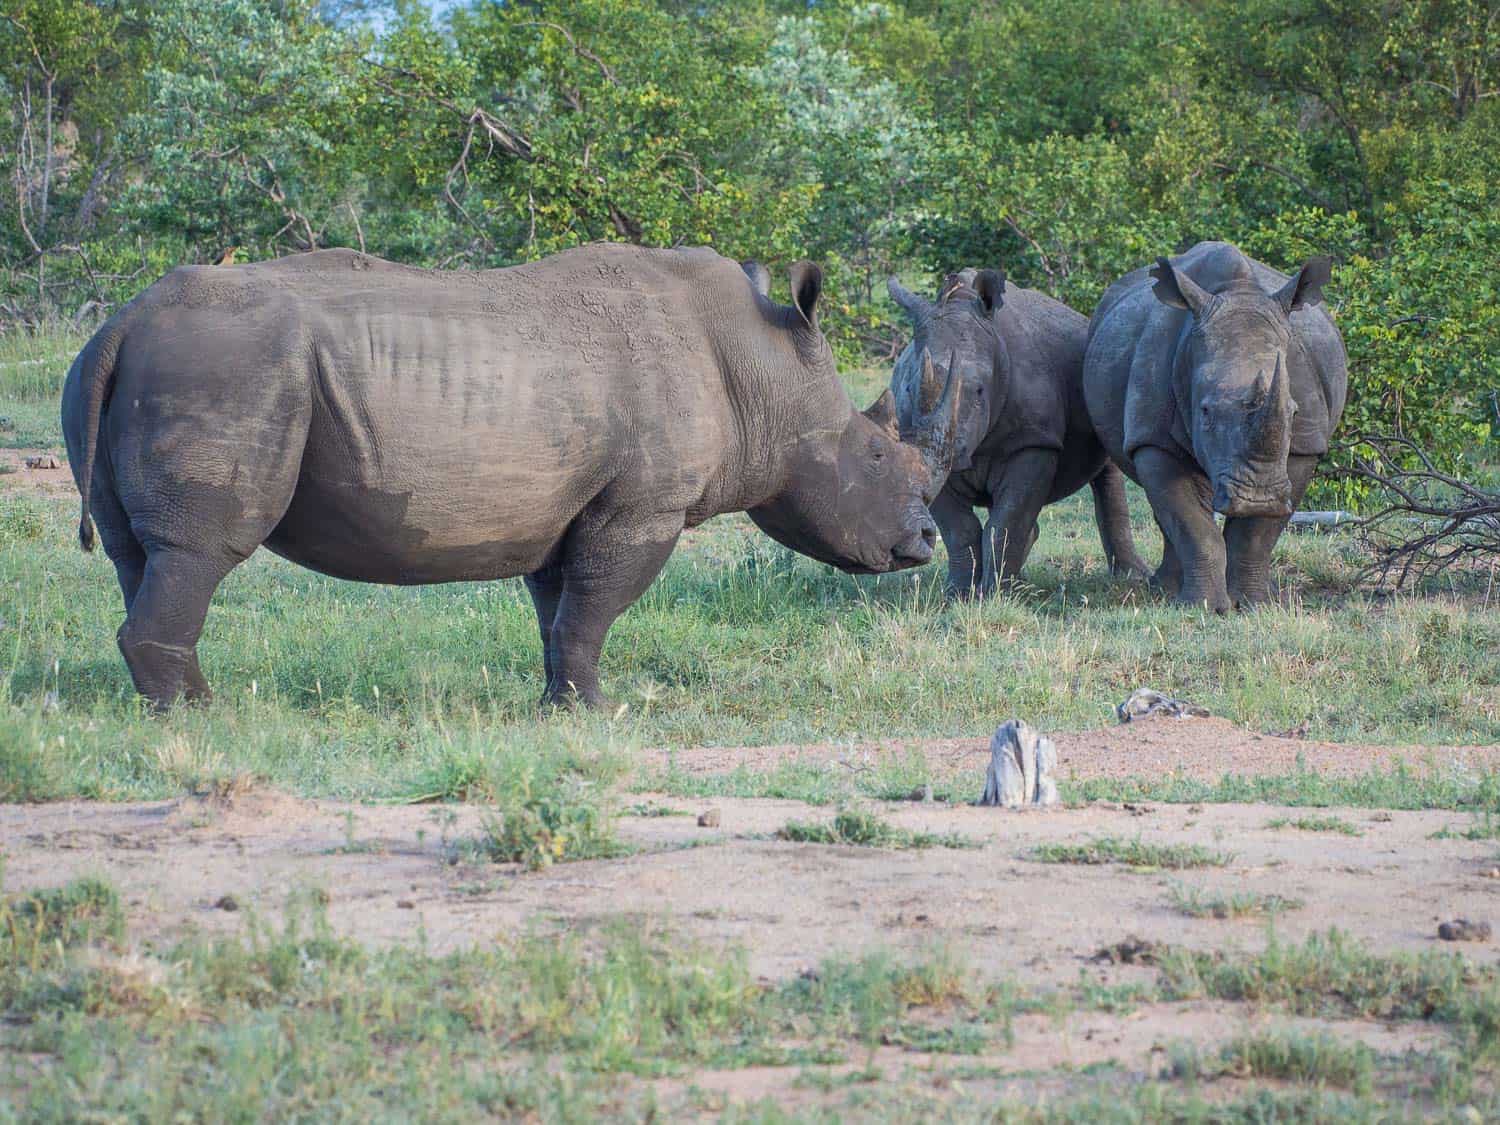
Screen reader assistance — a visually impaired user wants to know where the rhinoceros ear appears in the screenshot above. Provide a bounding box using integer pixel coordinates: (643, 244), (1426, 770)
(862, 388), (899, 435)
(1273, 256), (1332, 313)
(973, 269), (1005, 316)
(741, 259), (771, 298)
(1150, 257), (1213, 317)
(788, 260), (823, 327)
(887, 277), (931, 321)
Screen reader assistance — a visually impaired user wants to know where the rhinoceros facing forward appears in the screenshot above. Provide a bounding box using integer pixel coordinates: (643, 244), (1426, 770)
(62, 245), (960, 709)
(1083, 241), (1348, 612)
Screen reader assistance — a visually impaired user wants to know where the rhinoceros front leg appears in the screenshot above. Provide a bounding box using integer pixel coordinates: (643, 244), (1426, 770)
(542, 510), (684, 710)
(981, 448), (1058, 595)
(1224, 453), (1318, 607)
(930, 487), (983, 600)
(1133, 447), (1230, 614)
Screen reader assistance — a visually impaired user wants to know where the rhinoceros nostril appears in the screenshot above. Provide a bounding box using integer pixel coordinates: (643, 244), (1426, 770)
(920, 523), (937, 549)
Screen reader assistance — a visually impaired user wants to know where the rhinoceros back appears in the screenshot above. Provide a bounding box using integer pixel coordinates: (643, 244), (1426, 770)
(91, 246), (738, 584)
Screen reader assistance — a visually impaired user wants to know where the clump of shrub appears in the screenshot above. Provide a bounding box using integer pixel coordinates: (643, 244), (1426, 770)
(1168, 884), (1303, 920)
(473, 732), (629, 870)
(0, 720), (61, 802)
(777, 808), (977, 850)
(0, 494), (49, 546)
(1032, 836), (1231, 870)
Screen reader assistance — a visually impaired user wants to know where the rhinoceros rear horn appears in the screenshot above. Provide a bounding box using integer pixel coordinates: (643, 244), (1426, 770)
(908, 349), (962, 479)
(1273, 255), (1332, 314)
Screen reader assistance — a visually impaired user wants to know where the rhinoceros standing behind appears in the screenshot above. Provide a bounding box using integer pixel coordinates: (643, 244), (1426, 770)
(1083, 241), (1348, 612)
(62, 244), (960, 710)
(887, 269), (1147, 598)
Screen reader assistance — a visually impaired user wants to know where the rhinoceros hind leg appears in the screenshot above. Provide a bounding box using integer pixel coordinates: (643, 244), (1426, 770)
(541, 510), (684, 710)
(981, 448), (1058, 595)
(117, 548), (234, 710)
(1090, 462), (1150, 579)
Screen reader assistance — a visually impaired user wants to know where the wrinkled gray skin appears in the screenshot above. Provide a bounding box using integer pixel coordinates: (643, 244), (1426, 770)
(1083, 241), (1348, 612)
(887, 269), (1148, 598)
(62, 245), (961, 710)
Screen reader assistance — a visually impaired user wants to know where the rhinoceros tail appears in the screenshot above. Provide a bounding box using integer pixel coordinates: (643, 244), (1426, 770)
(72, 329), (122, 553)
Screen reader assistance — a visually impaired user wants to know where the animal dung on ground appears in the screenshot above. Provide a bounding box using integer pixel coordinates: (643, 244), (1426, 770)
(1437, 918), (1491, 942)
(1116, 688), (1210, 723)
(697, 808), (721, 828)
(23, 455), (60, 470)
(979, 719), (1059, 808)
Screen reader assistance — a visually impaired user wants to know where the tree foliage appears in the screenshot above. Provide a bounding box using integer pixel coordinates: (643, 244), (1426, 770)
(1, 0), (1496, 492)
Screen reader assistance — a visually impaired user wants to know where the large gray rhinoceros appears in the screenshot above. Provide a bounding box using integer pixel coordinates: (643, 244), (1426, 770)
(1083, 241), (1348, 612)
(61, 244), (960, 710)
(886, 268), (1147, 597)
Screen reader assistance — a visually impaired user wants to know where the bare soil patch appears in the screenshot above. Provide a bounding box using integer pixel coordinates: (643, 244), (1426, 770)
(3, 717), (1497, 1111)
(0, 447), (72, 494)
(650, 712), (1500, 783)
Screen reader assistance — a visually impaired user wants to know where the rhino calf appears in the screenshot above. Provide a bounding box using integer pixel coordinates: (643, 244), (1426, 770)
(62, 245), (960, 710)
(888, 268), (1147, 598)
(1083, 241), (1348, 612)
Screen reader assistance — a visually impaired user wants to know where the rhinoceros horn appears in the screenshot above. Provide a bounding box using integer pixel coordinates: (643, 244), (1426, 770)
(909, 348), (962, 480)
(1262, 350), (1294, 428)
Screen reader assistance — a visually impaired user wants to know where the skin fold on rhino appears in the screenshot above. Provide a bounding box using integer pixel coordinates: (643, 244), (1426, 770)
(887, 268), (1148, 598)
(61, 244), (961, 711)
(1082, 241), (1349, 613)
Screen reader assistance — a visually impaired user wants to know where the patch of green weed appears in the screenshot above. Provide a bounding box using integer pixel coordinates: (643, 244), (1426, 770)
(777, 808), (978, 850)
(1032, 837), (1231, 870)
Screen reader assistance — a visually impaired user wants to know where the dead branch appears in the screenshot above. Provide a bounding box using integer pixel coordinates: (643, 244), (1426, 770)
(1334, 433), (1500, 589)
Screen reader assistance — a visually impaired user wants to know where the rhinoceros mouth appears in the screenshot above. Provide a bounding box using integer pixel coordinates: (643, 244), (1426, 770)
(1212, 476), (1293, 519)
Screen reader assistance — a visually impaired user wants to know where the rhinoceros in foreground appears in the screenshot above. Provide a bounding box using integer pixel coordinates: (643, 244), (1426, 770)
(1083, 241), (1348, 612)
(62, 245), (960, 709)
(887, 268), (1147, 598)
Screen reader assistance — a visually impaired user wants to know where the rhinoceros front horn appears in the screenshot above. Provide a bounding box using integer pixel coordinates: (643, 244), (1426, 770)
(907, 348), (962, 480)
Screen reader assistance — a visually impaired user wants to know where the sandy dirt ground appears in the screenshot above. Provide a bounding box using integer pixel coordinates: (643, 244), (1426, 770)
(3, 716), (1497, 1111)
(0, 448), (73, 494)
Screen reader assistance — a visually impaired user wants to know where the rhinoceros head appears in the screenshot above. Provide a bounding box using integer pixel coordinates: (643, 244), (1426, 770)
(888, 268), (1005, 476)
(1151, 255), (1331, 519)
(745, 261), (960, 574)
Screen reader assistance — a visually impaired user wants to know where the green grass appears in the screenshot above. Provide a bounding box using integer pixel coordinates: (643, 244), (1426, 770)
(1167, 884), (1303, 920)
(0, 876), (1033, 1119)
(1430, 810), (1500, 840)
(1, 333), (1498, 805)
(5, 875), (1498, 1121)
(775, 808), (979, 850)
(1031, 836), (1233, 870)
(1266, 814), (1364, 836)
(1170, 1030), (1376, 1093)
(1158, 928), (1500, 1044)
(1065, 764), (1500, 813)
